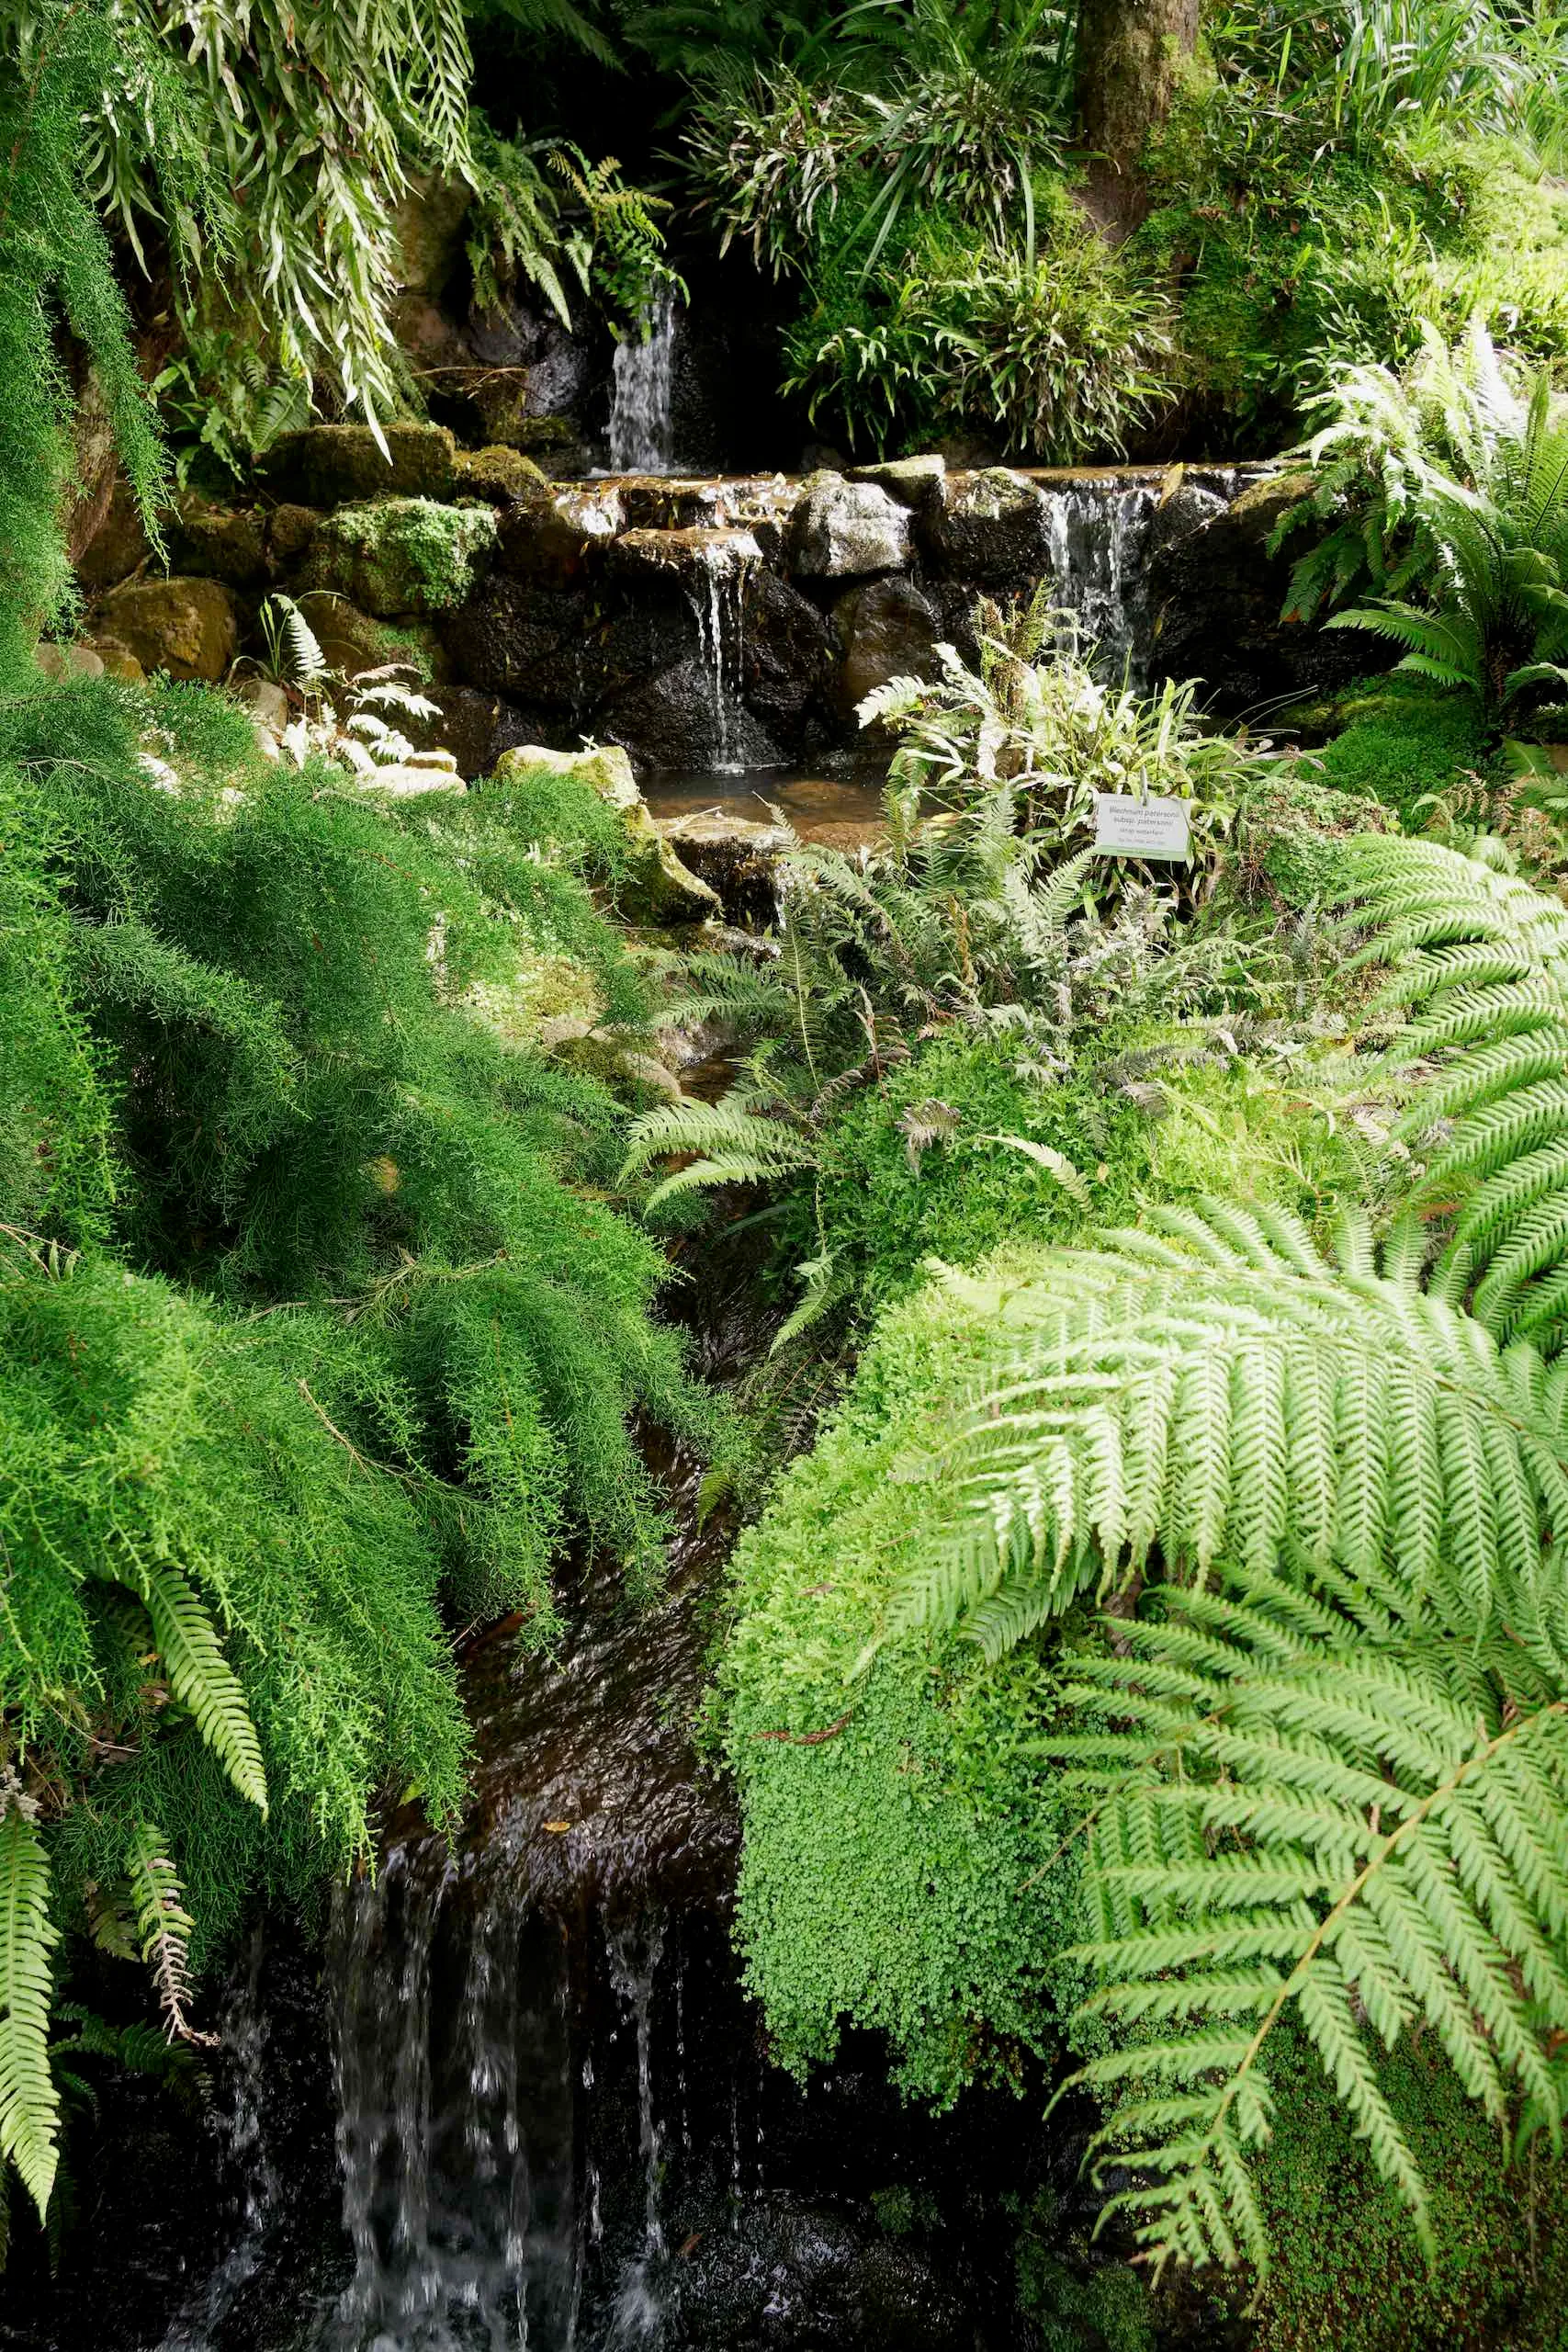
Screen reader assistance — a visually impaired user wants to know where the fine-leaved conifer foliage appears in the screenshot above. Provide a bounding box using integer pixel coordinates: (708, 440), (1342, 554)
(0, 677), (716, 2237)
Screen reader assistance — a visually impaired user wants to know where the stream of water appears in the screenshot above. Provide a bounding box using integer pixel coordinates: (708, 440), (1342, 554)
(608, 291), (681, 474)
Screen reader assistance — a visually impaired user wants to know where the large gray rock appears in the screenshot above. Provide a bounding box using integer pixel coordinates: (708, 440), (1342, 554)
(259, 423), (457, 507)
(94, 576), (239, 682)
(833, 577), (942, 718)
(847, 453), (946, 511)
(787, 476), (911, 578)
(917, 467), (1049, 585)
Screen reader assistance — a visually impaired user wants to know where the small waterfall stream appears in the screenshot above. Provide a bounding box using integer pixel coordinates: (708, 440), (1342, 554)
(1038, 481), (1158, 683)
(608, 290), (680, 473)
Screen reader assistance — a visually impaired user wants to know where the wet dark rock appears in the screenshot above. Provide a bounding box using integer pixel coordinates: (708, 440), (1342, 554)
(444, 574), (592, 705)
(741, 571), (841, 746)
(833, 576), (942, 718)
(497, 482), (625, 582)
(660, 808), (795, 925)
(267, 502), (318, 565)
(428, 682), (547, 778)
(1146, 469), (1384, 712)
(667, 2196), (985, 2352)
(917, 468), (1049, 587)
(258, 422), (457, 506)
(601, 656), (783, 776)
(607, 525), (763, 588)
(1145, 477), (1227, 556)
(787, 476), (911, 579)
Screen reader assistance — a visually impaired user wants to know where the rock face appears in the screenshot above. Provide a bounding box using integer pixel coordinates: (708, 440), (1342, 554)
(788, 476), (913, 578)
(75, 444), (1371, 777)
(918, 467), (1049, 586)
(260, 423), (458, 505)
(93, 576), (239, 681)
(834, 577), (942, 717)
(660, 808), (794, 925)
(1145, 469), (1382, 711)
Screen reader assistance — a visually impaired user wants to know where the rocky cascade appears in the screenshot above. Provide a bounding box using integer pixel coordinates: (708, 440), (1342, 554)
(73, 433), (1377, 783)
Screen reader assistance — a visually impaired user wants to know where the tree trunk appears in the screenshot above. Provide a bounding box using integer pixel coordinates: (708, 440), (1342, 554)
(1076, 0), (1199, 232)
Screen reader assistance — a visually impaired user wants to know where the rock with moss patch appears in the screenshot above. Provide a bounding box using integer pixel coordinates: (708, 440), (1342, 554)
(456, 446), (551, 504)
(300, 499), (498, 617)
(292, 592), (446, 683)
(260, 423), (457, 506)
(93, 576), (239, 681)
(168, 493), (269, 586)
(490, 743), (721, 925)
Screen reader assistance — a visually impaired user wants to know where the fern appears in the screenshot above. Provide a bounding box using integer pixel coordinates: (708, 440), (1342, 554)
(123, 1825), (214, 2047)
(1335, 833), (1568, 1346)
(884, 1202), (1568, 1658)
(1043, 1558), (1568, 2279)
(0, 1804), (59, 2220)
(134, 1561), (268, 1818)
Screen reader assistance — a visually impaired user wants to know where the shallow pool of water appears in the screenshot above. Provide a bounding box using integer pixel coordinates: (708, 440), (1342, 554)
(639, 766), (887, 852)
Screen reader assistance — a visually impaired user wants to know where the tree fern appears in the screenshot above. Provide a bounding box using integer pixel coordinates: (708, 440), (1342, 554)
(1042, 1558), (1568, 2278)
(0, 1805), (59, 2220)
(884, 1202), (1568, 1658)
(1336, 833), (1568, 1347)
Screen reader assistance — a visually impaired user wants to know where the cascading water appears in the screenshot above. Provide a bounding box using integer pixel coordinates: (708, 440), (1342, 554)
(686, 537), (759, 775)
(607, 289), (679, 473)
(1038, 481), (1158, 684)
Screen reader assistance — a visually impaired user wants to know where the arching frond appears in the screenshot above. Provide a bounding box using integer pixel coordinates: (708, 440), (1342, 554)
(132, 1561), (268, 1817)
(123, 1825), (215, 2048)
(1046, 1564), (1568, 2279)
(0, 1808), (59, 2221)
(885, 1202), (1568, 1657)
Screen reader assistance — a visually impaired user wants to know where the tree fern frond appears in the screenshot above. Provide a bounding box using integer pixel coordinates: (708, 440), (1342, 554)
(883, 1202), (1568, 1653)
(1048, 1573), (1568, 2280)
(0, 1807), (60, 2221)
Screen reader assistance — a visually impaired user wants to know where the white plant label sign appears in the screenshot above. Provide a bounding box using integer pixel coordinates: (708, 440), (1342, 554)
(1092, 793), (1191, 862)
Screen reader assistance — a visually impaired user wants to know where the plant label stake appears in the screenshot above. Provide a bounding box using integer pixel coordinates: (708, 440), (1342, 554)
(1092, 794), (1191, 861)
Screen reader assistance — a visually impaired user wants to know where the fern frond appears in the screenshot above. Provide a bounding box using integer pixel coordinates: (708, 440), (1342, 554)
(0, 1807), (60, 2221)
(886, 1203), (1568, 1651)
(123, 1826), (216, 2048)
(1047, 1569), (1568, 2280)
(130, 1560), (268, 1817)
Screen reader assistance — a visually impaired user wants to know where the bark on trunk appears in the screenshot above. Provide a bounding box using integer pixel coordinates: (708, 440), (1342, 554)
(1076, 0), (1199, 232)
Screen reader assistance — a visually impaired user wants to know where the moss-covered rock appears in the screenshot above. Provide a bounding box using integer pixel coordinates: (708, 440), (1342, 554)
(167, 493), (269, 587)
(93, 576), (239, 682)
(455, 446), (551, 504)
(259, 422), (457, 506)
(292, 592), (445, 684)
(489, 743), (721, 925)
(299, 498), (498, 617)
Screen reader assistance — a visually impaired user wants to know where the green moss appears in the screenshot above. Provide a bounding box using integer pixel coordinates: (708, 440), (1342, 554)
(1243, 2030), (1568, 2352)
(1305, 678), (1489, 825)
(1015, 2191), (1156, 2352)
(719, 1246), (1089, 2101)
(300, 496), (497, 617)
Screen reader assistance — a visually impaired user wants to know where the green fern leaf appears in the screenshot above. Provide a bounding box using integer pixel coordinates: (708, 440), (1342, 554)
(0, 1808), (60, 2221)
(134, 1561), (268, 1817)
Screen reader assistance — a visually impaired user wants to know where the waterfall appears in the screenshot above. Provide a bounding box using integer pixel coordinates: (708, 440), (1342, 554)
(1039, 482), (1159, 684)
(680, 532), (761, 775)
(608, 289), (679, 474)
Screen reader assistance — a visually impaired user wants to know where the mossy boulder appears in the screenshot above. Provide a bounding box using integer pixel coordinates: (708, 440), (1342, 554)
(167, 493), (269, 587)
(455, 446), (551, 504)
(292, 592), (446, 684)
(93, 576), (239, 682)
(259, 422), (457, 506)
(299, 499), (498, 617)
(489, 743), (721, 925)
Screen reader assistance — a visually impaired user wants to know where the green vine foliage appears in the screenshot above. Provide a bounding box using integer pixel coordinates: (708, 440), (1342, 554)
(0, 0), (166, 682)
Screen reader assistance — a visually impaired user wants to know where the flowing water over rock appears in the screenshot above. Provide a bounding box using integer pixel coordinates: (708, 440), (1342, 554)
(608, 293), (681, 475)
